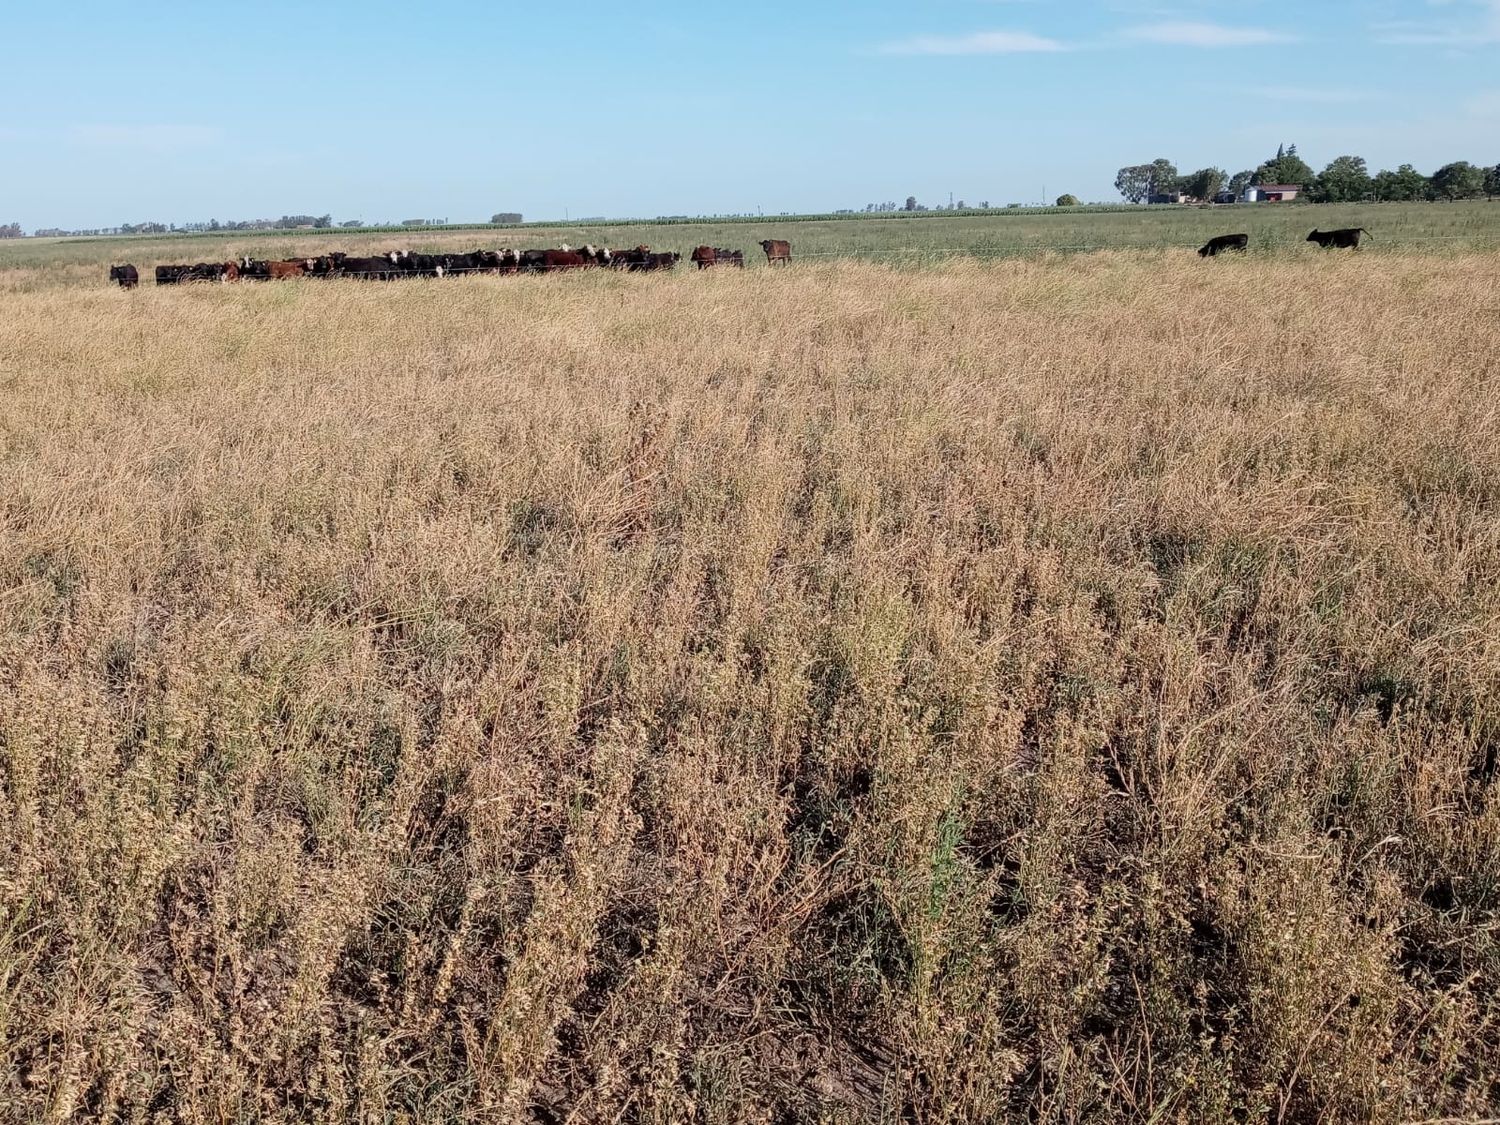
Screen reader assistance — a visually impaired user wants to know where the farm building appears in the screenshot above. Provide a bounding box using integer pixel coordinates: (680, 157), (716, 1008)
(1245, 184), (1302, 203)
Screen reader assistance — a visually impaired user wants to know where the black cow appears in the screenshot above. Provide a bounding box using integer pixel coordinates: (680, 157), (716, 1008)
(608, 246), (652, 271)
(239, 257), (272, 281)
(157, 263), (226, 284)
(1199, 233), (1249, 257)
(334, 255), (398, 279)
(109, 264), (139, 288)
(1307, 228), (1370, 250)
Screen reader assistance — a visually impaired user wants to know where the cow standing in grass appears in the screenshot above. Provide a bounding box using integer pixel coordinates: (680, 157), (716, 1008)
(1308, 228), (1371, 250)
(1199, 233), (1249, 257)
(109, 264), (139, 288)
(759, 238), (791, 266)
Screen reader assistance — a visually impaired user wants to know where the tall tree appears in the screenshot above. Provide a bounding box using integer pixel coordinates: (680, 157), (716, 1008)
(1431, 161), (1486, 200)
(1150, 158), (1181, 195)
(1227, 170), (1254, 198)
(1486, 164), (1500, 200)
(1253, 143), (1315, 186)
(1181, 167), (1227, 201)
(1114, 164), (1154, 203)
(904, 196), (918, 211)
(1372, 164), (1430, 202)
(1310, 155), (1373, 203)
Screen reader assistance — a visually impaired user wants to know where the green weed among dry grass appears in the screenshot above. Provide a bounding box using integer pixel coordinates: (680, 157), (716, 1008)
(1, 252), (1498, 1122)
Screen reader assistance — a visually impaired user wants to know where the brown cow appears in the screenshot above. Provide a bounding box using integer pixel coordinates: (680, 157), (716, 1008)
(759, 239), (791, 266)
(268, 258), (313, 279)
(690, 246), (716, 269)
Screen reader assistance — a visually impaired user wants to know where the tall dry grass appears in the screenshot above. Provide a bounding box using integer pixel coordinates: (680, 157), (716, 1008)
(1, 252), (1498, 1122)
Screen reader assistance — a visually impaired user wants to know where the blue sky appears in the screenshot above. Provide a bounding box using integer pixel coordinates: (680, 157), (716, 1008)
(3, 0), (1496, 228)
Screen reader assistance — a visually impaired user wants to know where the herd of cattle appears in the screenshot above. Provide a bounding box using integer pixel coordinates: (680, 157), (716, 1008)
(1199, 227), (1372, 256)
(103, 228), (1373, 285)
(107, 239), (793, 287)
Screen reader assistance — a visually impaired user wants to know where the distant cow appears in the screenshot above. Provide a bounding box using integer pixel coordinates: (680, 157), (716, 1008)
(759, 239), (791, 266)
(334, 255), (397, 279)
(1307, 228), (1370, 250)
(109, 264), (139, 288)
(608, 246), (653, 271)
(156, 262), (228, 284)
(522, 248), (590, 272)
(268, 259), (314, 279)
(691, 246), (746, 269)
(1199, 233), (1249, 257)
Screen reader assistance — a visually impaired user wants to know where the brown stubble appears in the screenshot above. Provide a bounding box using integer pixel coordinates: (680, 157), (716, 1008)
(1, 252), (1499, 1122)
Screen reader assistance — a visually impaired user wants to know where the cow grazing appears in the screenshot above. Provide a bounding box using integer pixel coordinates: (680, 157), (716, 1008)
(158, 262), (229, 283)
(334, 255), (398, 279)
(268, 259), (314, 279)
(1199, 233), (1249, 257)
(109, 264), (139, 288)
(521, 248), (590, 272)
(691, 246), (716, 270)
(1307, 228), (1370, 250)
(760, 239), (791, 266)
(608, 246), (653, 271)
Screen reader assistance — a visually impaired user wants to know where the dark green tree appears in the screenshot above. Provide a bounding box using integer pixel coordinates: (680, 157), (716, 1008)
(1055, 193), (1080, 207)
(1310, 155), (1373, 203)
(1486, 164), (1500, 200)
(1253, 143), (1315, 186)
(1114, 164), (1153, 203)
(1372, 164), (1429, 201)
(1431, 161), (1486, 200)
(1181, 167), (1227, 201)
(1227, 170), (1254, 198)
(1150, 158), (1181, 195)
(904, 196), (918, 211)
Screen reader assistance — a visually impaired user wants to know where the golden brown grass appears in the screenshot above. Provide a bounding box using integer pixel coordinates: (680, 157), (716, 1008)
(2, 252), (1499, 1122)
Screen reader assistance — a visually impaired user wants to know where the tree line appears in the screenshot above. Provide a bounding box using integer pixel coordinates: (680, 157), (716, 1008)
(1116, 144), (1500, 204)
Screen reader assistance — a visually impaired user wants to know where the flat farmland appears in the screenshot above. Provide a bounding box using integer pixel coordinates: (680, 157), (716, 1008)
(2, 248), (1500, 1122)
(2, 200), (1498, 291)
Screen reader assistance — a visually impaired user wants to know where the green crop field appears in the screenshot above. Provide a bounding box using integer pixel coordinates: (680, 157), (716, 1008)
(2, 201), (1497, 292)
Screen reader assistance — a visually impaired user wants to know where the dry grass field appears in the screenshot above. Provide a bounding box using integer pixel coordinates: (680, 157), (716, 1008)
(2, 251), (1499, 1122)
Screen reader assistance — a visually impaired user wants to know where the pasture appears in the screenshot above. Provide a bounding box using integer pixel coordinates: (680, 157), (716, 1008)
(2, 200), (1498, 291)
(2, 247), (1500, 1122)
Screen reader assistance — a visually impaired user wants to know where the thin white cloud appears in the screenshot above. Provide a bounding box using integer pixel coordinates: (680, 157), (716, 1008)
(69, 124), (222, 152)
(1466, 89), (1500, 116)
(1258, 86), (1382, 104)
(1375, 0), (1500, 44)
(879, 30), (1069, 55)
(1124, 21), (1298, 46)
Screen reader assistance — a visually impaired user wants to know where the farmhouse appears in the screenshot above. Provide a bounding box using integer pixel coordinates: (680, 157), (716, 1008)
(1244, 183), (1303, 203)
